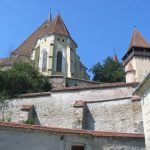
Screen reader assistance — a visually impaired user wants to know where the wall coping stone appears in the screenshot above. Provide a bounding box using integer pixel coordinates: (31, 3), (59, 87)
(66, 77), (102, 84)
(52, 82), (139, 92)
(14, 92), (51, 98)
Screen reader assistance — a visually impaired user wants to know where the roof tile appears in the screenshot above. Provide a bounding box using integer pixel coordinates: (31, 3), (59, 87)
(128, 28), (150, 52)
(0, 121), (144, 138)
(11, 15), (71, 57)
(0, 57), (18, 67)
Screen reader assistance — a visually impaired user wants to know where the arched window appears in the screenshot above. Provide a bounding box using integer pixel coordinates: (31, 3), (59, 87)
(56, 51), (62, 72)
(42, 51), (47, 71)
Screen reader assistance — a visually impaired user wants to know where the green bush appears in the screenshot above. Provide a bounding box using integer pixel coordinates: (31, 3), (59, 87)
(25, 118), (35, 125)
(0, 61), (52, 101)
(90, 57), (125, 82)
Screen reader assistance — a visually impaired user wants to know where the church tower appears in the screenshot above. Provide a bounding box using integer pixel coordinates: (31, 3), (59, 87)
(32, 14), (76, 78)
(10, 14), (89, 80)
(122, 28), (150, 83)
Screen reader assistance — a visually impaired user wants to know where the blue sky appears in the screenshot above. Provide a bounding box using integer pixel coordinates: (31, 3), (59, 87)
(0, 0), (150, 72)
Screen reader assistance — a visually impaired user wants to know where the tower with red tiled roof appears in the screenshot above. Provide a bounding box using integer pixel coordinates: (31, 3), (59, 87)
(113, 49), (118, 63)
(9, 14), (89, 80)
(122, 27), (150, 83)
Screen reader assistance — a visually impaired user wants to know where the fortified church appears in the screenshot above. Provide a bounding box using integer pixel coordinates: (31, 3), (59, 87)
(0, 13), (150, 150)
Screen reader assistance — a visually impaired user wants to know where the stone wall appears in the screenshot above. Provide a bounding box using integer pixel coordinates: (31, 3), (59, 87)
(48, 76), (100, 88)
(132, 100), (144, 133)
(0, 125), (145, 150)
(66, 77), (100, 87)
(0, 84), (143, 133)
(48, 75), (66, 88)
(83, 99), (143, 133)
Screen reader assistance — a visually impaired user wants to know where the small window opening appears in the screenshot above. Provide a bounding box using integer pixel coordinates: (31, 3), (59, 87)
(42, 51), (47, 72)
(62, 39), (65, 42)
(71, 145), (84, 150)
(56, 51), (62, 72)
(58, 38), (59, 41)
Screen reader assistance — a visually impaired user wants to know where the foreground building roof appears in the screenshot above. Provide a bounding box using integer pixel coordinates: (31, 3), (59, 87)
(0, 121), (144, 138)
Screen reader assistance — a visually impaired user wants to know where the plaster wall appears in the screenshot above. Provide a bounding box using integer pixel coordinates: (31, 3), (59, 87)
(125, 58), (136, 83)
(32, 34), (76, 77)
(141, 87), (150, 149)
(0, 128), (145, 150)
(126, 71), (135, 83)
(31, 33), (88, 79)
(125, 57), (150, 83)
(134, 57), (150, 82)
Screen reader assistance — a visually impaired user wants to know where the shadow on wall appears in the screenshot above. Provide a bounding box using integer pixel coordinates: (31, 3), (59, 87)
(134, 121), (143, 133)
(33, 107), (41, 125)
(19, 106), (42, 125)
(82, 105), (95, 130)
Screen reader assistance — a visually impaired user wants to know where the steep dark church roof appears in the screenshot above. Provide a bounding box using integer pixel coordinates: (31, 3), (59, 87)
(48, 14), (71, 38)
(127, 28), (150, 52)
(11, 15), (72, 57)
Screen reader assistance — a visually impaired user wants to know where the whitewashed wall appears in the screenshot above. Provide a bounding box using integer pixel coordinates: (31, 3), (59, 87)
(0, 127), (145, 150)
(141, 87), (150, 149)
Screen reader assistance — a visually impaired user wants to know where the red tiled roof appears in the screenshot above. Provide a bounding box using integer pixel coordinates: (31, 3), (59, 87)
(0, 121), (144, 138)
(11, 15), (72, 57)
(0, 57), (17, 67)
(113, 54), (118, 62)
(128, 28), (150, 52)
(0, 58), (3, 63)
(52, 82), (139, 92)
(47, 14), (71, 37)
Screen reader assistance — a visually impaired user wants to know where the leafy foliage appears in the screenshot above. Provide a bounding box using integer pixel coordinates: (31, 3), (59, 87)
(25, 118), (35, 125)
(0, 61), (51, 101)
(90, 57), (125, 82)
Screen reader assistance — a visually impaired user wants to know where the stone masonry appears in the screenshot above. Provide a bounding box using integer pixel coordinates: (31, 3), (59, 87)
(0, 83), (144, 134)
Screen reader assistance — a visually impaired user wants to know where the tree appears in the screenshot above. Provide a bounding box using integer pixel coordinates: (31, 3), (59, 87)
(90, 57), (125, 82)
(0, 61), (51, 100)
